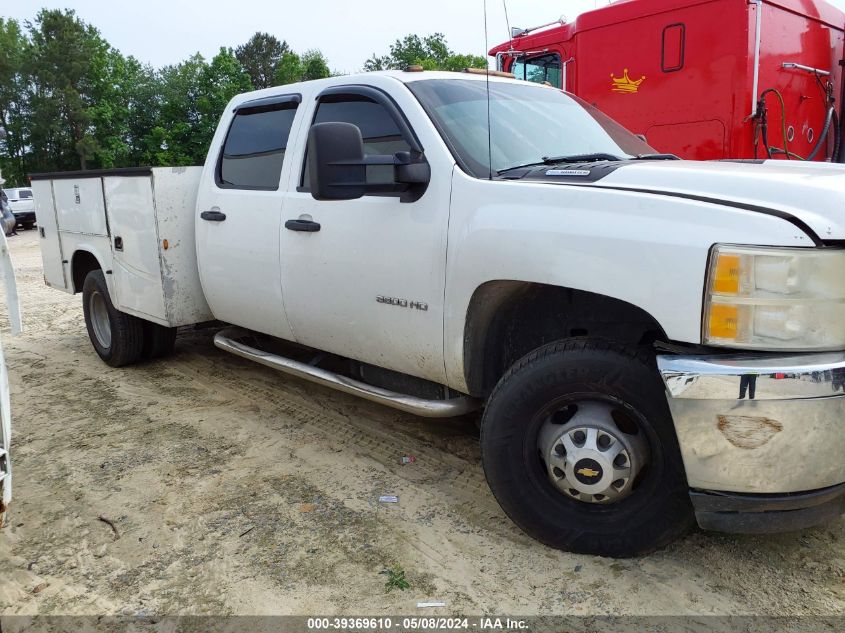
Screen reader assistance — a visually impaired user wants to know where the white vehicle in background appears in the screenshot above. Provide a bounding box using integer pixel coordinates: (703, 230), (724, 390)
(30, 70), (845, 557)
(4, 187), (36, 231)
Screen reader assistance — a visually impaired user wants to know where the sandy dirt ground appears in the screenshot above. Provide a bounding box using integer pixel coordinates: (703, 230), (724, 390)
(0, 229), (843, 617)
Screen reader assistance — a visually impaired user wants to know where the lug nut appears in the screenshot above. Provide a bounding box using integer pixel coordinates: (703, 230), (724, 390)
(554, 443), (566, 456)
(598, 434), (611, 448)
(572, 430), (586, 444)
(614, 454), (628, 467)
(553, 467), (565, 478)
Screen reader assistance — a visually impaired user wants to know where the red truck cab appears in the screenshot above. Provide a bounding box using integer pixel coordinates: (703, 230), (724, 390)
(489, 0), (845, 161)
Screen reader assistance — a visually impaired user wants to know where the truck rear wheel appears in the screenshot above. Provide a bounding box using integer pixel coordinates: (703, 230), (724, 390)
(82, 270), (145, 367)
(480, 338), (694, 557)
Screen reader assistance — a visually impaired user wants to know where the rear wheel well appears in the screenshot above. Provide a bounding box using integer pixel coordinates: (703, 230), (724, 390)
(464, 281), (666, 397)
(71, 251), (101, 293)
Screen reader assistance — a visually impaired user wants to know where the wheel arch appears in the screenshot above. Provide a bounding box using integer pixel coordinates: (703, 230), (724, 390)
(463, 280), (668, 398)
(70, 249), (106, 294)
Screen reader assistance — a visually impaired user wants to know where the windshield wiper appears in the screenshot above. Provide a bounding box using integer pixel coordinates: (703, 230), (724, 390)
(497, 152), (625, 175)
(542, 152), (625, 164)
(633, 153), (680, 160)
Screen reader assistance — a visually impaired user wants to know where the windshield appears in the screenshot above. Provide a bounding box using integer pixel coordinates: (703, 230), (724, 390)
(407, 79), (655, 177)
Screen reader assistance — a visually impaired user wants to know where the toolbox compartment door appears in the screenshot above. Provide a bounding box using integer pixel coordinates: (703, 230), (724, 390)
(52, 178), (108, 236)
(30, 180), (67, 290)
(102, 175), (167, 323)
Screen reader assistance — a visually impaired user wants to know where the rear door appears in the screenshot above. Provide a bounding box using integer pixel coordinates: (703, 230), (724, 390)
(196, 94), (302, 340)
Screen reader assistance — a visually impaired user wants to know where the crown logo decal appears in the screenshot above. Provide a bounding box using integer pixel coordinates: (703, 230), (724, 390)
(610, 68), (646, 93)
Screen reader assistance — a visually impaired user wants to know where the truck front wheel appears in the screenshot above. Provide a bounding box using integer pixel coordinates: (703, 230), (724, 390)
(481, 338), (694, 557)
(82, 270), (145, 367)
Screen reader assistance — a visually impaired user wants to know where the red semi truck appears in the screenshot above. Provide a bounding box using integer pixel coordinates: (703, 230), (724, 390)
(489, 0), (845, 161)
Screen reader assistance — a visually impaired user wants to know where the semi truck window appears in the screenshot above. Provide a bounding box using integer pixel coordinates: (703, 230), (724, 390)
(511, 54), (562, 89)
(662, 24), (685, 72)
(302, 95), (411, 190)
(218, 102), (298, 190)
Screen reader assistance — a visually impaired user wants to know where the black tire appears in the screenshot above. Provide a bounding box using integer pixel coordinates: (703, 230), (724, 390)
(82, 269), (145, 367)
(481, 338), (694, 557)
(142, 321), (177, 360)
(22, 222), (35, 231)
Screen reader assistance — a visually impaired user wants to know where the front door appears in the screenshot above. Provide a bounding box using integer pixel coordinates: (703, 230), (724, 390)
(196, 94), (302, 340)
(280, 85), (452, 384)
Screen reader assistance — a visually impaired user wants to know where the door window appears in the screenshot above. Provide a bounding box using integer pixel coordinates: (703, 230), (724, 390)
(301, 95), (412, 190)
(511, 54), (562, 89)
(217, 101), (298, 190)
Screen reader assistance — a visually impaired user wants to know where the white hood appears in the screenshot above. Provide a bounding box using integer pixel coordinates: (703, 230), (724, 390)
(598, 160), (845, 241)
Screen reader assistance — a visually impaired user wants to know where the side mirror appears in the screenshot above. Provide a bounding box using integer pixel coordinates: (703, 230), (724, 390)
(308, 122), (366, 201)
(308, 122), (431, 202)
(394, 151), (431, 185)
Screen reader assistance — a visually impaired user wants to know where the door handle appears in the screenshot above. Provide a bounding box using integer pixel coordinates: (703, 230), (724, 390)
(285, 218), (321, 232)
(201, 210), (227, 222)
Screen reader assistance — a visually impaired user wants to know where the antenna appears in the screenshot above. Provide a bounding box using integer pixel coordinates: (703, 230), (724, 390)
(483, 0), (493, 180)
(503, 0), (513, 50)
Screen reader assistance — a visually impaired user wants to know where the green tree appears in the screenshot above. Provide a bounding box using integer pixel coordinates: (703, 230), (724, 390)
(0, 18), (28, 185)
(149, 49), (250, 166)
(235, 32), (289, 90)
(364, 33), (486, 72)
(121, 57), (164, 166)
(274, 50), (302, 85)
(273, 48), (332, 85)
(196, 48), (252, 156)
(25, 9), (111, 171)
(299, 49), (331, 81)
(152, 54), (207, 166)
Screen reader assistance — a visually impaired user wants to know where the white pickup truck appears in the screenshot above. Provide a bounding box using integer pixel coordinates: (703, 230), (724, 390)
(32, 71), (845, 557)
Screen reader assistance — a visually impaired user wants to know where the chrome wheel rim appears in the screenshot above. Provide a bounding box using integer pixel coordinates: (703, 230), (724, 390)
(89, 290), (112, 349)
(538, 400), (649, 504)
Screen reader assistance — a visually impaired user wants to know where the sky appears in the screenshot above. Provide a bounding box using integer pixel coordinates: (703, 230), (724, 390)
(0, 1), (681, 73)
(4, 0), (845, 74)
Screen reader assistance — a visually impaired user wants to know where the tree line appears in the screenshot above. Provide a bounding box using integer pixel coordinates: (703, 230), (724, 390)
(0, 9), (486, 187)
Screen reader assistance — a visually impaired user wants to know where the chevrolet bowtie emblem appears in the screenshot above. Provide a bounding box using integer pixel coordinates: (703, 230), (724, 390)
(577, 467), (600, 478)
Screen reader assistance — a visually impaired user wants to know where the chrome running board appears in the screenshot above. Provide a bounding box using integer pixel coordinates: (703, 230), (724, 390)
(214, 327), (481, 418)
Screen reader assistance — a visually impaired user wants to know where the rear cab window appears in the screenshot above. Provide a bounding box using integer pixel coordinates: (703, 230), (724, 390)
(217, 96), (300, 190)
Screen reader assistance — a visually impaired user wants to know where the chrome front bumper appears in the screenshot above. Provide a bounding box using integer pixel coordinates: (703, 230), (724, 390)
(657, 352), (845, 495)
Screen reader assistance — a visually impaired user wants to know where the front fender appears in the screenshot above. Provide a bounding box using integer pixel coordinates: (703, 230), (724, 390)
(443, 168), (814, 392)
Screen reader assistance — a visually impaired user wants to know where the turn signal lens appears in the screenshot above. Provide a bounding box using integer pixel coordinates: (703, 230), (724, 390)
(708, 304), (739, 339)
(703, 245), (845, 350)
(712, 254), (740, 295)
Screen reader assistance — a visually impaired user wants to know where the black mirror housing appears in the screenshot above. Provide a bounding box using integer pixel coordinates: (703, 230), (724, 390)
(393, 151), (431, 185)
(308, 122), (366, 201)
(308, 122), (431, 202)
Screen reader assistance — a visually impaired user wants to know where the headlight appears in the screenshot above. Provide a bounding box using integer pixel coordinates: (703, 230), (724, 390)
(703, 245), (845, 350)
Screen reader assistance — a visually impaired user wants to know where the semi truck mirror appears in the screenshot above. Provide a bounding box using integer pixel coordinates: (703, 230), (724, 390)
(307, 122), (366, 201)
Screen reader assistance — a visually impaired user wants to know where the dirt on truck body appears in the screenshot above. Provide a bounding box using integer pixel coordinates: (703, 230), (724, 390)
(0, 230), (843, 617)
